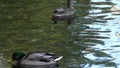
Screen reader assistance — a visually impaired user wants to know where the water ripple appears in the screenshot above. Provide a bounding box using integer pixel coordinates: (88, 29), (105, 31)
(72, 0), (120, 68)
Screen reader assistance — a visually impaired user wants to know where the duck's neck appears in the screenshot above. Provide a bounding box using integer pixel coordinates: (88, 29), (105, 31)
(67, 0), (74, 9)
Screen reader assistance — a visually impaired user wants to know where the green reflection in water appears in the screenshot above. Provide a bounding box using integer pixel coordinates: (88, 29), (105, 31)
(0, 0), (69, 53)
(0, 0), (78, 68)
(0, 0), (91, 68)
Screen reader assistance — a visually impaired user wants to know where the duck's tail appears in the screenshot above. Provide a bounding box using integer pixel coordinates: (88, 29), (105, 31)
(54, 56), (63, 62)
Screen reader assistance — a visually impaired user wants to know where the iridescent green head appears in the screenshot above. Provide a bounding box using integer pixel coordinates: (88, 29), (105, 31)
(12, 52), (25, 61)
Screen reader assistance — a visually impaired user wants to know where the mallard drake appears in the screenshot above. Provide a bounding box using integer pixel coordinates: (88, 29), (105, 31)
(52, 0), (75, 24)
(12, 52), (63, 68)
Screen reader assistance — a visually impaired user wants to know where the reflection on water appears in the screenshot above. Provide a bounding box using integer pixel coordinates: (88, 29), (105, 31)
(1, 0), (120, 68)
(69, 0), (120, 68)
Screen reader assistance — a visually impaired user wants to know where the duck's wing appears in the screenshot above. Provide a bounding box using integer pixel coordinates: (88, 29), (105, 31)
(43, 53), (63, 62)
(53, 56), (63, 62)
(54, 8), (66, 13)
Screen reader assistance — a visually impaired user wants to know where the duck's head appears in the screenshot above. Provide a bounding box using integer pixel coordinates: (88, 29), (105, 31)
(12, 52), (25, 61)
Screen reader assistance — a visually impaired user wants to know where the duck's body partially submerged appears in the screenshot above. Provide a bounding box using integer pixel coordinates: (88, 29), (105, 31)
(52, 0), (75, 24)
(53, 8), (75, 20)
(12, 52), (63, 68)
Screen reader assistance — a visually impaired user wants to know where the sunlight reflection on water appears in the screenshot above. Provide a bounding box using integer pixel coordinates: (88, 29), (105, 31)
(73, 0), (120, 68)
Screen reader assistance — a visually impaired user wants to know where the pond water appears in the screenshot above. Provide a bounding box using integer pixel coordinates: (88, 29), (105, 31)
(0, 0), (120, 68)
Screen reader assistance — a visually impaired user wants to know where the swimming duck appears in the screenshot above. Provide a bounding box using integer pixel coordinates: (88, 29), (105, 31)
(12, 52), (63, 68)
(52, 0), (75, 24)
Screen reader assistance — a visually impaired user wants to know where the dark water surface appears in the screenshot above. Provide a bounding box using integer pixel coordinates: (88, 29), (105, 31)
(0, 0), (120, 68)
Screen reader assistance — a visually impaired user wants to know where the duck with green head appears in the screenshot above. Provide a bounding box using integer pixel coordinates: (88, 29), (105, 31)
(12, 52), (63, 68)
